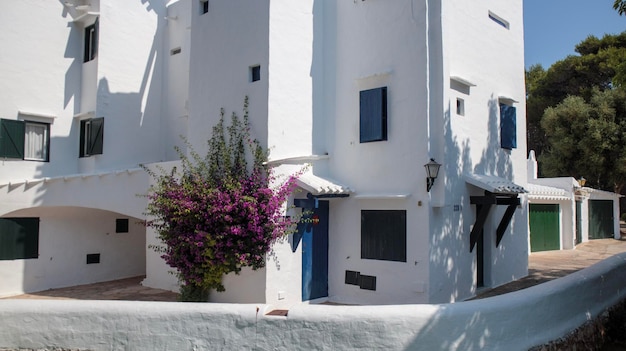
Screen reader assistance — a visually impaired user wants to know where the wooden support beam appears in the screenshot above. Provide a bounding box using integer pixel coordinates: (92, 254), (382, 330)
(470, 203), (492, 252)
(496, 203), (519, 247)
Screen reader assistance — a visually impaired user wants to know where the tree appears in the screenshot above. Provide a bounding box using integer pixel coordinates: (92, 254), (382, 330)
(615, 0), (626, 15)
(526, 32), (626, 164)
(540, 88), (626, 193)
(144, 98), (299, 301)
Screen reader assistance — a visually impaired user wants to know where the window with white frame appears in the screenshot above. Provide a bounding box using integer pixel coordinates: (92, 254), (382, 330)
(24, 122), (50, 161)
(0, 119), (50, 162)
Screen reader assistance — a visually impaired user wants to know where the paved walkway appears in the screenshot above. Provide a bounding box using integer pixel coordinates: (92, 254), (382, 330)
(4, 238), (626, 302)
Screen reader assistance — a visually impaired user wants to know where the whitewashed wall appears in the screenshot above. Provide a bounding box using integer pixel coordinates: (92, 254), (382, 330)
(186, 0), (269, 158)
(319, 0), (433, 306)
(0, 1), (81, 180)
(2, 253), (625, 351)
(429, 0), (528, 302)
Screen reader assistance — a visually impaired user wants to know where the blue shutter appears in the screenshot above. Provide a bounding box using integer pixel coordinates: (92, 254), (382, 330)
(360, 87), (387, 143)
(0, 119), (25, 159)
(500, 104), (517, 149)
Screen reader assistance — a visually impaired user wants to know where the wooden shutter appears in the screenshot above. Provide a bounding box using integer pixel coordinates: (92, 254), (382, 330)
(0, 119), (25, 159)
(361, 210), (406, 262)
(360, 87), (388, 143)
(500, 104), (517, 149)
(0, 218), (39, 260)
(88, 117), (104, 155)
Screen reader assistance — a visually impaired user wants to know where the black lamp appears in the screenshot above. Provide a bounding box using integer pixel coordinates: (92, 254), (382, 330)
(424, 158), (441, 192)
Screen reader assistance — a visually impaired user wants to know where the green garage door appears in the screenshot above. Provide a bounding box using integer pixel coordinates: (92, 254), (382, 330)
(529, 204), (560, 252)
(589, 200), (614, 239)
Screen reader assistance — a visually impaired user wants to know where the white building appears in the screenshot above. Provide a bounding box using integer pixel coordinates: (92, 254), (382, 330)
(527, 151), (622, 252)
(0, 0), (528, 305)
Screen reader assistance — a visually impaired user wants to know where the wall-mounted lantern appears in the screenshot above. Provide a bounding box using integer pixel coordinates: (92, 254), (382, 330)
(424, 158), (441, 192)
(577, 177), (586, 187)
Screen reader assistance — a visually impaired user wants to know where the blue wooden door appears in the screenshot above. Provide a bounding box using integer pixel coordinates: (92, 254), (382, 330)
(302, 200), (329, 301)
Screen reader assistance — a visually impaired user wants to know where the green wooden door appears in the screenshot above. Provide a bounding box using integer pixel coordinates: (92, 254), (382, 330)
(589, 200), (614, 239)
(529, 204), (560, 252)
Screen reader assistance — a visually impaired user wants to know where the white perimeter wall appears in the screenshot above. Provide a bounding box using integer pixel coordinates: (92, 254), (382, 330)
(0, 207), (145, 298)
(2, 253), (625, 351)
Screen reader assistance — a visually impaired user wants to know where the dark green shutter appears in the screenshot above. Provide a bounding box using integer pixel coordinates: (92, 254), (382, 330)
(88, 117), (104, 155)
(589, 200), (614, 239)
(0, 119), (25, 159)
(529, 204), (560, 252)
(500, 104), (517, 149)
(360, 87), (388, 143)
(0, 218), (39, 260)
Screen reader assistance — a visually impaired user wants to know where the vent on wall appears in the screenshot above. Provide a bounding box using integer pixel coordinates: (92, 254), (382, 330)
(170, 47), (181, 56)
(359, 275), (377, 291)
(345, 270), (360, 285)
(86, 253), (100, 264)
(344, 270), (377, 291)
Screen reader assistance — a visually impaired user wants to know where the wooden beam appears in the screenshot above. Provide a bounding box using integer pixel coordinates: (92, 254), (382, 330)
(470, 203), (492, 252)
(496, 203), (518, 247)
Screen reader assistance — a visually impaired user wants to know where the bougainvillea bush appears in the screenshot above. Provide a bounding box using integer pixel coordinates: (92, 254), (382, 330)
(144, 98), (299, 301)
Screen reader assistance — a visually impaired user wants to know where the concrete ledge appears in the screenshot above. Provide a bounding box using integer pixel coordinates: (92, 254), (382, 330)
(2, 253), (626, 350)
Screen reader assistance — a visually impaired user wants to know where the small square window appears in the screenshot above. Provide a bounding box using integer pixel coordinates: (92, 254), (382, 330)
(116, 219), (129, 233)
(456, 98), (465, 116)
(250, 65), (261, 82)
(200, 0), (209, 14)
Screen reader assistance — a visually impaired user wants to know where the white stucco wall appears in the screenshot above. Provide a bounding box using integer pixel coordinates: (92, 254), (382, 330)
(267, 0), (314, 160)
(0, 207), (145, 298)
(428, 0), (528, 302)
(2, 253), (625, 351)
(0, 1), (81, 180)
(187, 0), (269, 158)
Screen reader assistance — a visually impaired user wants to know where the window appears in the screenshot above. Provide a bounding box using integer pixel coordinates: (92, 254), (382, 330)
(488, 11), (509, 29)
(360, 87), (388, 143)
(24, 122), (50, 161)
(0, 218), (39, 260)
(79, 117), (104, 157)
(361, 210), (406, 262)
(116, 218), (129, 233)
(0, 119), (50, 161)
(170, 47), (182, 56)
(250, 65), (261, 82)
(200, 0), (209, 14)
(500, 104), (517, 149)
(84, 19), (98, 62)
(456, 98), (465, 116)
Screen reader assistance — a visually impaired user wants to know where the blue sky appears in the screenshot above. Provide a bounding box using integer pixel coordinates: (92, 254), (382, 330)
(523, 0), (625, 69)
